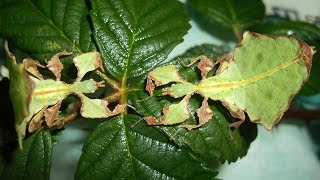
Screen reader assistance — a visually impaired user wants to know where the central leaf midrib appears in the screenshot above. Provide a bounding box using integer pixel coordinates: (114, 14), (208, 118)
(226, 0), (238, 29)
(121, 116), (137, 179)
(78, 128), (124, 178)
(121, 22), (137, 83)
(22, 132), (38, 179)
(198, 55), (301, 90)
(27, 0), (83, 53)
(33, 86), (70, 96)
(128, 124), (185, 179)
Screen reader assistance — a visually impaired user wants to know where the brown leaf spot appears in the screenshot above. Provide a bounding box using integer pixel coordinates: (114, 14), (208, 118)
(94, 52), (105, 72)
(111, 104), (126, 115)
(245, 31), (262, 38)
(146, 77), (155, 96)
(299, 41), (315, 72)
(143, 116), (161, 125)
(180, 98), (213, 130)
(23, 59), (45, 80)
(221, 101), (245, 120)
(197, 56), (214, 78)
(28, 108), (46, 133)
(47, 57), (63, 80)
(217, 52), (233, 63)
(197, 98), (213, 123)
(28, 118), (44, 133)
(47, 50), (72, 80)
(44, 102), (62, 127)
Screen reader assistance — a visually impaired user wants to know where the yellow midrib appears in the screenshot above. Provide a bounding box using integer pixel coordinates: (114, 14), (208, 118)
(197, 55), (301, 90)
(32, 84), (71, 96)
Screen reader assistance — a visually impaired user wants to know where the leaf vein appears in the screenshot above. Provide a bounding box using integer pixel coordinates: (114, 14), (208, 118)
(27, 0), (82, 53)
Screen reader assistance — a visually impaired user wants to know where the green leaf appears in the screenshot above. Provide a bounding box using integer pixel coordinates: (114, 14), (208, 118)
(187, 0), (265, 40)
(146, 32), (314, 130)
(0, 130), (55, 180)
(89, 0), (190, 81)
(253, 20), (320, 96)
(0, 0), (95, 60)
(129, 44), (256, 163)
(5, 42), (32, 148)
(75, 115), (217, 179)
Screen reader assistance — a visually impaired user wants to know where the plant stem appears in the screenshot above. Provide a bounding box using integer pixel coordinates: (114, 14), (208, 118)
(95, 70), (119, 90)
(117, 75), (128, 118)
(283, 109), (320, 121)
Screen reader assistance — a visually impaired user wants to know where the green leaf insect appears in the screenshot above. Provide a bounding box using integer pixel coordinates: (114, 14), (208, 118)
(144, 32), (315, 130)
(5, 41), (125, 149)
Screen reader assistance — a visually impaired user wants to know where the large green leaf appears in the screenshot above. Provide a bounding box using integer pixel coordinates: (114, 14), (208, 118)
(90, 0), (190, 81)
(75, 115), (217, 179)
(253, 20), (320, 96)
(0, 130), (56, 180)
(128, 44), (257, 163)
(187, 0), (265, 41)
(0, 0), (95, 60)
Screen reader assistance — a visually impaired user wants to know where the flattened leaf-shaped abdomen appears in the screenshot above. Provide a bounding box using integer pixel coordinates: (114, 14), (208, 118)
(198, 32), (314, 129)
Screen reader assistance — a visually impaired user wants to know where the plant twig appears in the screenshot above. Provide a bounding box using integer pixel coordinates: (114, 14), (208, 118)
(283, 109), (320, 121)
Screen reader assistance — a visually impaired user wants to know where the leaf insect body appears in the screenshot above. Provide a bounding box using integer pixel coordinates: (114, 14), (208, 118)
(144, 32), (314, 131)
(5, 42), (124, 149)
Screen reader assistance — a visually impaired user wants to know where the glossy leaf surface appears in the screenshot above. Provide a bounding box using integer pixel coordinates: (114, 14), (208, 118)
(76, 115), (217, 179)
(0, 0), (95, 60)
(90, 0), (190, 80)
(187, 0), (265, 40)
(0, 130), (55, 180)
